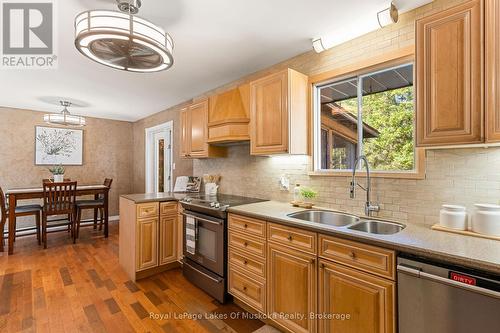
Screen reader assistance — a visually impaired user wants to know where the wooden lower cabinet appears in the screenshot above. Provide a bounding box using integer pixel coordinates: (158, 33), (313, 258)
(229, 265), (266, 313)
(136, 217), (158, 271)
(159, 215), (177, 265)
(318, 259), (395, 333)
(267, 242), (317, 333)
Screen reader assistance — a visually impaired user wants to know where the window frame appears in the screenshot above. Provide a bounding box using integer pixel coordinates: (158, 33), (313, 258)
(309, 48), (425, 179)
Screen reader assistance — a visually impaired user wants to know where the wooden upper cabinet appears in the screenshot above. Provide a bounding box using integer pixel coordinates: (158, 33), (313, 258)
(267, 242), (317, 333)
(416, 0), (483, 146)
(486, 0), (500, 142)
(250, 68), (309, 155)
(319, 260), (395, 333)
(180, 99), (226, 158)
(208, 84), (251, 143)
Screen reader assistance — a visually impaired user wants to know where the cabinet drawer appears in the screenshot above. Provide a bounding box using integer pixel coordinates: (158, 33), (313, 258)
(319, 234), (395, 280)
(229, 231), (266, 258)
(229, 247), (266, 278)
(267, 222), (317, 254)
(136, 202), (159, 219)
(160, 201), (177, 216)
(229, 214), (266, 239)
(229, 265), (266, 313)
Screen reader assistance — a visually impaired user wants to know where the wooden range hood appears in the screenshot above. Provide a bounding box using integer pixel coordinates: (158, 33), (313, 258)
(207, 84), (250, 143)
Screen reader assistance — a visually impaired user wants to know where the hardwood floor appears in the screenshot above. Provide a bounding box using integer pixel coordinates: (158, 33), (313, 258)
(0, 222), (269, 333)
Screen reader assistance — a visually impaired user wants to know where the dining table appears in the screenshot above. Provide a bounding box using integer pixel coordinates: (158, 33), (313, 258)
(5, 184), (110, 255)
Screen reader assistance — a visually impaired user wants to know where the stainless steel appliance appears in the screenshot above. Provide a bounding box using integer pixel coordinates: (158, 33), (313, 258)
(180, 194), (266, 303)
(398, 255), (500, 333)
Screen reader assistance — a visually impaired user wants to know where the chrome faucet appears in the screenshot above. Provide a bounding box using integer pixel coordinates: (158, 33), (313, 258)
(350, 155), (380, 217)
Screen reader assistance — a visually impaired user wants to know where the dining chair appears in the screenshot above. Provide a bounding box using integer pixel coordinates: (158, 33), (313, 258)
(42, 181), (77, 249)
(0, 186), (42, 251)
(74, 178), (112, 242)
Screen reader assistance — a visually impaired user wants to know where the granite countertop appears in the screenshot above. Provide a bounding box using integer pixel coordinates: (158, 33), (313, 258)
(120, 192), (188, 203)
(228, 201), (500, 274)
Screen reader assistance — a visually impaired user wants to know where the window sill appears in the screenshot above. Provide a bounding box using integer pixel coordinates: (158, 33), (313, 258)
(308, 170), (425, 180)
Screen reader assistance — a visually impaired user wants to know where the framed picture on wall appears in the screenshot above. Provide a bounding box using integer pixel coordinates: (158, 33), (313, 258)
(35, 126), (83, 165)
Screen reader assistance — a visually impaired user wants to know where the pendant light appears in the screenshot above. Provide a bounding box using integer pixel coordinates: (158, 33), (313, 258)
(74, 0), (173, 73)
(43, 101), (86, 126)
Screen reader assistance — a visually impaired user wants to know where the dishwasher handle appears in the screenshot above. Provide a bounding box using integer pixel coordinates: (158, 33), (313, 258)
(398, 264), (500, 300)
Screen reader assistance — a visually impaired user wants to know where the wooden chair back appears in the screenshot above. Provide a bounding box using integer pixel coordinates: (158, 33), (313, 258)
(0, 186), (6, 226)
(42, 181), (77, 215)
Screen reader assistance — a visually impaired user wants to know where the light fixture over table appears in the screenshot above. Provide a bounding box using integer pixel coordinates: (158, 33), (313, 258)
(74, 0), (174, 73)
(44, 101), (86, 126)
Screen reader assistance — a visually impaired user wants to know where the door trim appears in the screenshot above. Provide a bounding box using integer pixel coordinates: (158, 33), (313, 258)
(145, 121), (173, 193)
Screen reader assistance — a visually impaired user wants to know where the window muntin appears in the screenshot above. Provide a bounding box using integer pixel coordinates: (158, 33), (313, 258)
(316, 63), (415, 173)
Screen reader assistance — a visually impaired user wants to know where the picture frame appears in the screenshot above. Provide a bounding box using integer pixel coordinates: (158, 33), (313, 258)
(35, 126), (83, 165)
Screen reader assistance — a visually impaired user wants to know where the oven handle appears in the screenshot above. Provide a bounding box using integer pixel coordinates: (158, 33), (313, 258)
(181, 212), (223, 226)
(398, 264), (500, 299)
(184, 261), (223, 284)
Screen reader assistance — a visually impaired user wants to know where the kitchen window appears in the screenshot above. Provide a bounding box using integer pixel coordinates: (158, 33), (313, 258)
(313, 62), (424, 178)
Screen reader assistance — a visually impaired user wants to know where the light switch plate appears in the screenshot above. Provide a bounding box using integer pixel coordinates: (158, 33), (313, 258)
(279, 175), (290, 191)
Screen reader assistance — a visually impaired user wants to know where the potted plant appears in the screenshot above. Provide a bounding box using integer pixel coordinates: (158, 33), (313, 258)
(300, 187), (318, 208)
(48, 164), (65, 182)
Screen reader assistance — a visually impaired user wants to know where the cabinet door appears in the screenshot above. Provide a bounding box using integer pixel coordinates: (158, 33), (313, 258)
(159, 215), (177, 265)
(486, 0), (500, 142)
(416, 0), (483, 146)
(136, 217), (158, 271)
(189, 99), (209, 157)
(318, 260), (395, 333)
(250, 70), (289, 154)
(180, 107), (191, 157)
(267, 243), (316, 333)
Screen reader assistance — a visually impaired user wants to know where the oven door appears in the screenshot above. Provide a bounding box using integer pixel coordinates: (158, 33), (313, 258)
(182, 210), (225, 276)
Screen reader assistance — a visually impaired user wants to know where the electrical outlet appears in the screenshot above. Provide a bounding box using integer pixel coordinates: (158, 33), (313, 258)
(279, 175), (290, 191)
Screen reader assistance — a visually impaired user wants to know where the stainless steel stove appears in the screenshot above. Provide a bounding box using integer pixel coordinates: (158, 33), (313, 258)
(180, 193), (266, 303)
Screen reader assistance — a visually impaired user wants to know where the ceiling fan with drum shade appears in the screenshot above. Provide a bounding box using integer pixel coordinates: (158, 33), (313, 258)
(44, 101), (86, 126)
(74, 0), (174, 73)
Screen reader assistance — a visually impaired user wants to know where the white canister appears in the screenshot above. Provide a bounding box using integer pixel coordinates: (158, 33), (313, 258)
(204, 183), (219, 196)
(439, 205), (467, 230)
(471, 204), (500, 236)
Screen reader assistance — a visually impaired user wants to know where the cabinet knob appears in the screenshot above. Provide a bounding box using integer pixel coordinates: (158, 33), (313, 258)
(321, 263), (326, 268)
(244, 224), (248, 228)
(243, 286), (247, 292)
(287, 235), (293, 241)
(311, 258), (315, 264)
(243, 242), (248, 247)
(243, 260), (248, 265)
(349, 251), (356, 259)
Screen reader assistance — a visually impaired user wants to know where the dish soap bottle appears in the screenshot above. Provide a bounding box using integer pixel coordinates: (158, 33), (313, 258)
(293, 184), (301, 203)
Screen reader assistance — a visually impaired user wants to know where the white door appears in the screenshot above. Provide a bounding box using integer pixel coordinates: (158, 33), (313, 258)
(146, 122), (173, 193)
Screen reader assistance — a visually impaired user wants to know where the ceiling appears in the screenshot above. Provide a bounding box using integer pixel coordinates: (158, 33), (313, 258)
(0, 0), (395, 122)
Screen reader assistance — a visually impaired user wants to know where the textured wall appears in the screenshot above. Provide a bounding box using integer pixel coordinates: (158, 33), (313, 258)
(0, 107), (133, 224)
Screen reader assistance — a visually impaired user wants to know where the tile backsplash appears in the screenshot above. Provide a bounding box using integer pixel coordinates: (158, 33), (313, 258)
(194, 145), (500, 226)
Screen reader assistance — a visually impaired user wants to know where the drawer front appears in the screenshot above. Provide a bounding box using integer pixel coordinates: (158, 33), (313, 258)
(229, 265), (266, 313)
(319, 234), (395, 280)
(267, 222), (317, 254)
(136, 202), (159, 219)
(229, 214), (266, 239)
(229, 231), (266, 258)
(229, 247), (266, 278)
(160, 201), (177, 216)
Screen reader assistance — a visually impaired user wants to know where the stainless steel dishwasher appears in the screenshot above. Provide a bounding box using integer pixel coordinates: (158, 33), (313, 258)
(397, 255), (500, 333)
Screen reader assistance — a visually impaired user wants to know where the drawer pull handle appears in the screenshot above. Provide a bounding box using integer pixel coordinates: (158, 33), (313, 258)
(243, 260), (248, 265)
(244, 242), (248, 247)
(243, 286), (247, 292)
(321, 263), (326, 268)
(287, 235), (293, 241)
(244, 224), (248, 228)
(349, 251), (356, 259)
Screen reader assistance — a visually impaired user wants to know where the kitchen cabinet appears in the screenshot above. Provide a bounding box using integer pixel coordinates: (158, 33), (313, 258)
(416, 0), (483, 146)
(119, 198), (179, 280)
(318, 260), (395, 333)
(208, 84), (251, 143)
(180, 98), (226, 158)
(267, 242), (317, 333)
(136, 217), (158, 271)
(486, 0), (500, 142)
(250, 68), (309, 155)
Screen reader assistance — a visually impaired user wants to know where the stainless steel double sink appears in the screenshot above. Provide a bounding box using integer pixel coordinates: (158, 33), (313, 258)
(287, 210), (405, 235)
